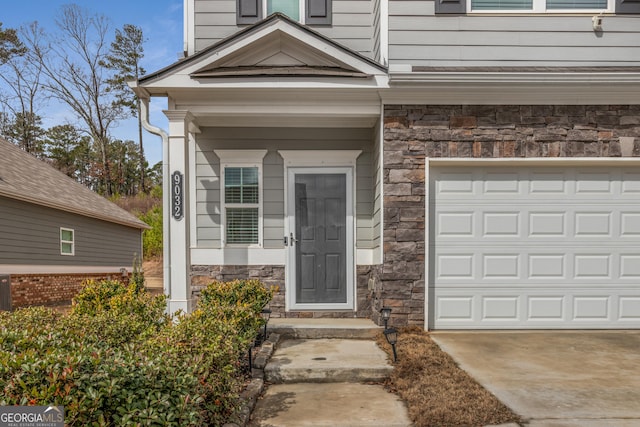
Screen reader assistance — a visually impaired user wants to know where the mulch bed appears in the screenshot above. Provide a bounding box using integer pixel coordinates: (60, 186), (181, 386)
(377, 327), (522, 427)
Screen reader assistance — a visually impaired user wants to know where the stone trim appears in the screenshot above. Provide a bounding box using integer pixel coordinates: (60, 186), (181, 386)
(190, 264), (380, 318)
(382, 104), (640, 326)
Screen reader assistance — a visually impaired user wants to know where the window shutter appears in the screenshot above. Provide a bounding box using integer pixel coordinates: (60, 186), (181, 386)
(616, 0), (640, 13)
(237, 0), (262, 24)
(435, 0), (467, 13)
(306, 0), (332, 25)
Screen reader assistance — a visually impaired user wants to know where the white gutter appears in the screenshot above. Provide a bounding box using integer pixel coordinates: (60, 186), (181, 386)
(138, 94), (171, 302)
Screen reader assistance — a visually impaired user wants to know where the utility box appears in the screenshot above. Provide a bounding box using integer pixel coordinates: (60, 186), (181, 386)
(0, 274), (11, 311)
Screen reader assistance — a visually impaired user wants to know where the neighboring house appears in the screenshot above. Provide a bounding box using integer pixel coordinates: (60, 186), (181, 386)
(130, 0), (640, 329)
(0, 138), (148, 308)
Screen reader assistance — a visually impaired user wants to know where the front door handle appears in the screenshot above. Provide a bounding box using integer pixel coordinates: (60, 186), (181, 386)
(290, 232), (297, 245)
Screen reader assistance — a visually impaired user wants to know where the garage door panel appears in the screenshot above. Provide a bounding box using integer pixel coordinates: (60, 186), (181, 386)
(433, 289), (640, 328)
(431, 165), (640, 329)
(434, 249), (637, 285)
(433, 207), (634, 242)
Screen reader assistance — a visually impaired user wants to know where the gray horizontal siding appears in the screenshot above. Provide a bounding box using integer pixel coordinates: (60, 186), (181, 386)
(0, 196), (142, 267)
(194, 0), (377, 58)
(388, 6), (640, 66)
(195, 127), (376, 250)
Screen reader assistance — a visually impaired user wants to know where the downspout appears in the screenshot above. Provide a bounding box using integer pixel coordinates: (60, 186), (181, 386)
(138, 94), (171, 302)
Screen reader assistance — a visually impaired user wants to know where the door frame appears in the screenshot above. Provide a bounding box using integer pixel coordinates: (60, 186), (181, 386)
(279, 150), (361, 311)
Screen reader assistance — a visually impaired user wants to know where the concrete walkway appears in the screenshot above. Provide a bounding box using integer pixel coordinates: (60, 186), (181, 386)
(248, 320), (411, 427)
(432, 331), (640, 427)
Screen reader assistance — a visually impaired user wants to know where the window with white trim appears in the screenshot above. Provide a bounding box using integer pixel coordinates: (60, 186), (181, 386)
(215, 150), (267, 247)
(60, 228), (74, 256)
(225, 167), (260, 244)
(470, 0), (610, 11)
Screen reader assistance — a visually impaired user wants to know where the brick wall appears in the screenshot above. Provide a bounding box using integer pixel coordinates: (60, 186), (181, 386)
(10, 272), (131, 308)
(382, 105), (640, 326)
(191, 264), (375, 318)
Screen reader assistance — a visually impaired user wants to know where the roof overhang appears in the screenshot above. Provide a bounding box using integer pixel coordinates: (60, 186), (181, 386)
(135, 13), (387, 94)
(130, 14), (388, 128)
(384, 66), (640, 105)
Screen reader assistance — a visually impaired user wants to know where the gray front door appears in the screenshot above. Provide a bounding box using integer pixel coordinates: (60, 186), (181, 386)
(295, 173), (347, 304)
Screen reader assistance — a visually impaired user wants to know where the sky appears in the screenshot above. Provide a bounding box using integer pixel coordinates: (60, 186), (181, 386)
(1, 0), (185, 165)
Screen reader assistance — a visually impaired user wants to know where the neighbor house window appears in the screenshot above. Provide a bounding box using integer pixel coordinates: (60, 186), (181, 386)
(215, 150), (267, 247)
(470, 0), (609, 11)
(60, 228), (74, 255)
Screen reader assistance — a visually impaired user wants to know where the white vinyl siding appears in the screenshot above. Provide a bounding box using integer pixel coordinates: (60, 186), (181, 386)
(429, 165), (640, 329)
(60, 228), (74, 256)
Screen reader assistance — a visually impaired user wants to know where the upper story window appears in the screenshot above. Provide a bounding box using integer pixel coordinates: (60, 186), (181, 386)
(238, 0), (331, 25)
(60, 228), (74, 256)
(471, 0), (609, 11)
(268, 0), (301, 20)
(435, 0), (638, 13)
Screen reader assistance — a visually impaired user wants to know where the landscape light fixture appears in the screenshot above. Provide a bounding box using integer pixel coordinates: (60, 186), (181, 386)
(261, 308), (272, 342)
(380, 306), (392, 329)
(384, 327), (399, 363)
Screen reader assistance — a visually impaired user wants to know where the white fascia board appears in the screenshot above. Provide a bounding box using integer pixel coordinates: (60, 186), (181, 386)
(382, 83), (640, 105)
(191, 248), (285, 265)
(428, 157), (640, 167)
(142, 74), (388, 91)
(384, 71), (640, 104)
(1, 265), (133, 274)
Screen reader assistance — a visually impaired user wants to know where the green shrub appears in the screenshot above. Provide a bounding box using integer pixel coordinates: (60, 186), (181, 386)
(138, 204), (162, 258)
(0, 279), (274, 426)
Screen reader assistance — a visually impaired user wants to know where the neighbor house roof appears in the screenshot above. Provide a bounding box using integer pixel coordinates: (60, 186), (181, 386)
(0, 138), (148, 229)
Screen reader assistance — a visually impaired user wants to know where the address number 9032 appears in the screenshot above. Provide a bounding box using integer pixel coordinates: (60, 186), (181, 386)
(171, 171), (184, 220)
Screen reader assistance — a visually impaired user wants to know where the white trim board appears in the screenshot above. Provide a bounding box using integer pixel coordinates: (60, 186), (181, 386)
(424, 156), (640, 330)
(0, 265), (132, 274)
(285, 166), (356, 311)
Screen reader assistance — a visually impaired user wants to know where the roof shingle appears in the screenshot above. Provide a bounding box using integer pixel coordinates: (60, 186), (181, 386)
(0, 138), (148, 229)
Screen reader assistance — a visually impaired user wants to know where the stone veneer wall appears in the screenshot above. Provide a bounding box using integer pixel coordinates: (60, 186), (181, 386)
(382, 105), (640, 327)
(10, 272), (131, 308)
(191, 265), (376, 318)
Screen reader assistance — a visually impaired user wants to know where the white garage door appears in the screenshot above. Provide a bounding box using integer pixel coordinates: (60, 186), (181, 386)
(430, 165), (640, 329)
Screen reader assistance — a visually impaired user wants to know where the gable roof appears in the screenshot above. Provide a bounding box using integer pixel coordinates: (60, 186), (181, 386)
(0, 138), (148, 230)
(138, 13), (386, 89)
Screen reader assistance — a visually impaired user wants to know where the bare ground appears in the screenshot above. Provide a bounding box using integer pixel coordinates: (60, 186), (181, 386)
(377, 327), (522, 427)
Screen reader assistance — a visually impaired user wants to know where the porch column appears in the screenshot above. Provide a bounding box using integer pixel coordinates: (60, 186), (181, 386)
(164, 110), (199, 313)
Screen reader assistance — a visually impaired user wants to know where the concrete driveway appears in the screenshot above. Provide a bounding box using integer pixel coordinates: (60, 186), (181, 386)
(432, 331), (640, 427)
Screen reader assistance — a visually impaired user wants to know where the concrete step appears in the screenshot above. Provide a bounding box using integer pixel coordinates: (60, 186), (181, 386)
(248, 383), (411, 427)
(264, 338), (393, 384)
(267, 318), (382, 340)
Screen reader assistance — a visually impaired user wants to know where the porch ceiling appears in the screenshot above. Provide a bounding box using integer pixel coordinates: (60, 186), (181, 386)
(169, 88), (382, 128)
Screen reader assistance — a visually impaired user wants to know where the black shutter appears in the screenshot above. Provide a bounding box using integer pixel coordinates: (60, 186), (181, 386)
(306, 0), (332, 25)
(435, 0), (466, 14)
(616, 0), (640, 13)
(237, 0), (262, 24)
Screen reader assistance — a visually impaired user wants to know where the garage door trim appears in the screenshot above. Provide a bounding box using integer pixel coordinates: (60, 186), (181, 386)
(425, 157), (640, 330)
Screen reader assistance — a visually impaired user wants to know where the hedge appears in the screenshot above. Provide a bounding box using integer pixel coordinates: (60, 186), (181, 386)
(0, 279), (274, 426)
